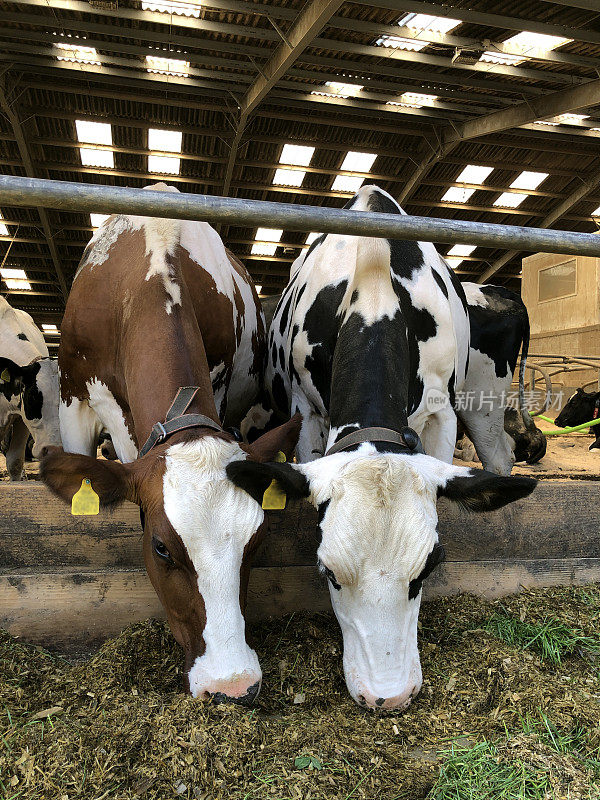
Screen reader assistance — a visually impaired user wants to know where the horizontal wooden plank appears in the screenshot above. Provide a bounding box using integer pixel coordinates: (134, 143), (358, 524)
(0, 480), (599, 571)
(0, 483), (320, 570)
(3, 557), (600, 650)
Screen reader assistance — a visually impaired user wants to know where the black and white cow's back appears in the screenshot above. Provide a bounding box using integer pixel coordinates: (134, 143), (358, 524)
(0, 297), (61, 477)
(267, 186), (470, 463)
(459, 283), (546, 471)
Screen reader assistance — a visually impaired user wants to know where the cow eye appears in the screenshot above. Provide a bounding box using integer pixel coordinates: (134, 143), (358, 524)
(153, 537), (173, 563)
(318, 559), (341, 591)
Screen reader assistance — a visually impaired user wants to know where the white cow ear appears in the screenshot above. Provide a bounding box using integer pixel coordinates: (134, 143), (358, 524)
(437, 466), (536, 513)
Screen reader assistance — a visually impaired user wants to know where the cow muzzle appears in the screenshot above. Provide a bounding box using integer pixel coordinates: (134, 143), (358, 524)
(354, 679), (422, 712)
(186, 646), (262, 705)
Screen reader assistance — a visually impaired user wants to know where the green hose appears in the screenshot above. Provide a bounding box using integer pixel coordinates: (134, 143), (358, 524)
(534, 414), (600, 436)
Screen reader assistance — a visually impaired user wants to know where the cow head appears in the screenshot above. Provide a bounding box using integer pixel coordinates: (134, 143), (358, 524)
(41, 414), (302, 704)
(228, 447), (536, 711)
(555, 388), (600, 432)
(504, 408), (546, 464)
(0, 356), (61, 456)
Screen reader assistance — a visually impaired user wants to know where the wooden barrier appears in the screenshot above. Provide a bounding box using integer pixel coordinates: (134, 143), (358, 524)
(1, 480), (599, 649)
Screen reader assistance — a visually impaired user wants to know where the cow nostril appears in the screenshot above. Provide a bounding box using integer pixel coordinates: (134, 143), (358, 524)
(39, 446), (49, 460)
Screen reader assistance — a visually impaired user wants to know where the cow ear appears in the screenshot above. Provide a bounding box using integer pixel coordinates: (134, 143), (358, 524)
(226, 459), (310, 505)
(0, 357), (39, 394)
(247, 412), (303, 463)
(41, 447), (138, 508)
(438, 466), (537, 512)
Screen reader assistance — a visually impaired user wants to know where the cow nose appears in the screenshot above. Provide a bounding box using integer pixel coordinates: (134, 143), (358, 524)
(208, 680), (261, 706)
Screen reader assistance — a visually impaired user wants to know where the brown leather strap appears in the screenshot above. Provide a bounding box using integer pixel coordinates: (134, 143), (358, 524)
(325, 427), (413, 456)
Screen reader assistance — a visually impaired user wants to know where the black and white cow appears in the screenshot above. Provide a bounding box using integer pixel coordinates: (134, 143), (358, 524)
(457, 284), (546, 471)
(228, 186), (536, 712)
(0, 298), (61, 478)
(555, 388), (600, 449)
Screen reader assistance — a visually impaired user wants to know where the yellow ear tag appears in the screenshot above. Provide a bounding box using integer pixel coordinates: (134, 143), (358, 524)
(0, 368), (10, 383)
(262, 450), (287, 511)
(71, 478), (100, 516)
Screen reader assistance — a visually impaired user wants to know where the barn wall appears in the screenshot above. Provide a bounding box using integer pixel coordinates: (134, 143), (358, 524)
(1, 481), (599, 650)
(522, 252), (600, 388)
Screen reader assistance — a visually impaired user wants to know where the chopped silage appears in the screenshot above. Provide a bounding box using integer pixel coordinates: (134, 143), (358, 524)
(2, 586), (600, 800)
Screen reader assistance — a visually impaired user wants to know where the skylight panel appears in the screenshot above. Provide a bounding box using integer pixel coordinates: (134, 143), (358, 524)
(377, 13), (460, 50)
(311, 82), (363, 99)
(398, 13), (461, 34)
(75, 120), (114, 168)
(148, 128), (182, 175)
(448, 244), (476, 257)
(56, 42), (101, 66)
(480, 31), (571, 67)
(446, 257), (463, 269)
(273, 169), (305, 187)
(553, 113), (589, 125)
(376, 35), (428, 51)
(456, 165), (494, 184)
(255, 284), (262, 295)
(80, 149), (114, 168)
(396, 92), (438, 109)
(142, 0), (203, 16)
(479, 51), (524, 66)
(340, 152), (377, 172)
(146, 55), (190, 77)
(76, 120), (112, 145)
(331, 152), (377, 193)
(1, 268), (31, 291)
(510, 171), (548, 191)
(0, 212), (8, 237)
(592, 206), (600, 217)
(279, 144), (315, 167)
(90, 213), (110, 228)
(332, 176), (364, 193)
(148, 155), (180, 174)
(273, 144), (314, 187)
(305, 232), (320, 246)
(442, 187), (475, 203)
(503, 31), (571, 54)
(533, 119), (559, 126)
(149, 129), (182, 153)
(251, 228), (283, 256)
(42, 324), (59, 333)
(493, 193), (528, 208)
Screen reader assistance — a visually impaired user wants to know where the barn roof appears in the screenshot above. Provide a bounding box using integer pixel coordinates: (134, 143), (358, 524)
(1, 0), (600, 344)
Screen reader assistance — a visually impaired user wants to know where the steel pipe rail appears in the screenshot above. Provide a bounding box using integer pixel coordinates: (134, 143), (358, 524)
(3, 176), (600, 259)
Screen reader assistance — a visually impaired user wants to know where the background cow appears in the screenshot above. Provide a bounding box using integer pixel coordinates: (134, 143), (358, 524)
(555, 388), (600, 449)
(41, 184), (300, 705)
(229, 186), (536, 712)
(456, 283), (546, 472)
(0, 297), (61, 479)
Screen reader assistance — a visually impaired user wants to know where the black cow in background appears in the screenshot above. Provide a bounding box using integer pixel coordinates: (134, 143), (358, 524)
(555, 388), (600, 449)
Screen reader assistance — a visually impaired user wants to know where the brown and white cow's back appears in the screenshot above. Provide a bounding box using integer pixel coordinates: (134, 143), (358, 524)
(59, 186), (264, 460)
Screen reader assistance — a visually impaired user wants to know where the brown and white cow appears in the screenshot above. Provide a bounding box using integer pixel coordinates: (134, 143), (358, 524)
(41, 185), (301, 704)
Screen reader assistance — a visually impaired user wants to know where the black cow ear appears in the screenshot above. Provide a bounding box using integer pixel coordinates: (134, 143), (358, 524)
(439, 467), (537, 512)
(0, 358), (40, 389)
(226, 460), (310, 505)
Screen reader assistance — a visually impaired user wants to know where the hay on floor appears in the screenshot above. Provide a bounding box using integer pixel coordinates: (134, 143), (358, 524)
(2, 586), (600, 799)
